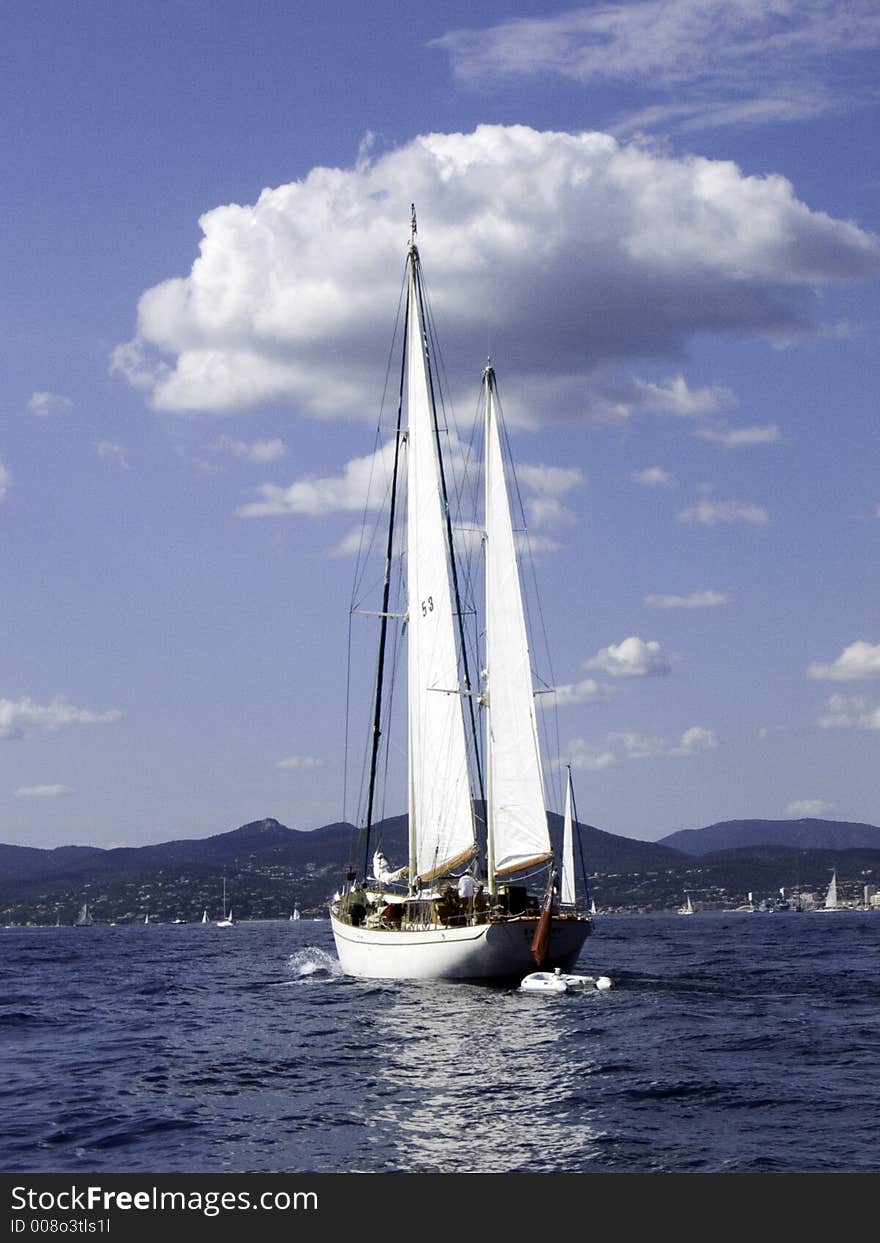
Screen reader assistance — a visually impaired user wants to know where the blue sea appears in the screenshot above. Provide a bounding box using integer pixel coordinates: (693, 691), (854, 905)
(2, 912), (878, 1174)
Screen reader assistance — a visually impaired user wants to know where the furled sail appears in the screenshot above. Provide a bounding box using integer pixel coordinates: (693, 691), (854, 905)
(405, 252), (475, 882)
(560, 770), (576, 907)
(484, 367), (553, 877)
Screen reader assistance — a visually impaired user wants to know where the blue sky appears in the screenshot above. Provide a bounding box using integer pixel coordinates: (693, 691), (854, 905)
(2, 0), (879, 849)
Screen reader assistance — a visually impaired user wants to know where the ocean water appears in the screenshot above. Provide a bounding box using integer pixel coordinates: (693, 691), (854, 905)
(2, 912), (878, 1174)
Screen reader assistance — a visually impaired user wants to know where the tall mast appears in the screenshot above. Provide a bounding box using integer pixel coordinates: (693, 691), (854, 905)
(483, 363), (497, 895)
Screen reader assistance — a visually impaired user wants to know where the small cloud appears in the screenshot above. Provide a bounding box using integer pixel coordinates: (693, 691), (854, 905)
(217, 436), (287, 464)
(816, 693), (880, 730)
(645, 589), (731, 609)
(95, 440), (130, 469)
(560, 723), (717, 769)
(808, 640), (880, 680)
(276, 755), (322, 770)
(632, 466), (675, 489)
(0, 460), (11, 502)
(585, 636), (671, 678)
(786, 799), (832, 818)
(671, 726), (719, 756)
(677, 498), (768, 526)
(28, 391), (73, 417)
(697, 424), (781, 447)
(15, 784), (75, 799)
(545, 678), (611, 707)
(0, 697), (122, 741)
(237, 441), (397, 518)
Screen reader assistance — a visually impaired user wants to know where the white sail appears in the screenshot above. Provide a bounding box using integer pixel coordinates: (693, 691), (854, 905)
(405, 258), (474, 882)
(484, 368), (552, 877)
(560, 769), (576, 907)
(824, 869), (838, 910)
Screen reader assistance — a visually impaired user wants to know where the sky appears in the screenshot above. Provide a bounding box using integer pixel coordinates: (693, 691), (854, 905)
(2, 0), (879, 850)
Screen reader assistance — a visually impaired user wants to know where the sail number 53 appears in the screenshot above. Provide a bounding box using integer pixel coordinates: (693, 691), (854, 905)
(421, 596), (434, 616)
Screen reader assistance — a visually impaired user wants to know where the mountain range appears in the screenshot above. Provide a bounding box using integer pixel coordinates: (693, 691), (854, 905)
(1, 815), (878, 923)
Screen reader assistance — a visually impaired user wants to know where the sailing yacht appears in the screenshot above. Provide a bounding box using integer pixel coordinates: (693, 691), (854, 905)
(216, 878), (235, 926)
(329, 219), (591, 980)
(678, 895), (695, 916)
(74, 903), (93, 927)
(816, 868), (843, 912)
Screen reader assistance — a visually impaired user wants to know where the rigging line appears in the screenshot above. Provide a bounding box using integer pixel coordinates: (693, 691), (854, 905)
(414, 254), (487, 817)
(350, 267), (408, 609)
(362, 256), (410, 880)
(567, 767), (592, 910)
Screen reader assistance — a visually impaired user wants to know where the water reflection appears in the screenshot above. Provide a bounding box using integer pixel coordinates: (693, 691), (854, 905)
(359, 981), (608, 1172)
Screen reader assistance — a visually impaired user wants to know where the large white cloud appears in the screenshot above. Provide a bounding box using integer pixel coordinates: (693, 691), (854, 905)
(113, 125), (878, 422)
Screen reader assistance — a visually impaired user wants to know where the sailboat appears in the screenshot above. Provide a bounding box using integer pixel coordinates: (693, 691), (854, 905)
(329, 217), (591, 980)
(216, 878), (236, 927)
(290, 905), (301, 922)
(816, 868), (843, 912)
(201, 908), (209, 924)
(74, 902), (93, 927)
(678, 894), (695, 916)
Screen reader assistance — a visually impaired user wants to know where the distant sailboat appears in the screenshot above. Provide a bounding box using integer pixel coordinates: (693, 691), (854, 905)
(816, 868), (843, 912)
(290, 905), (301, 922)
(74, 903), (93, 927)
(143, 913), (150, 925)
(216, 878), (236, 927)
(678, 894), (695, 916)
(201, 908), (209, 924)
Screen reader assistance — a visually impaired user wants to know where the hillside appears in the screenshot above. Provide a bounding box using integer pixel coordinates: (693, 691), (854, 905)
(660, 817), (880, 856)
(2, 813), (878, 923)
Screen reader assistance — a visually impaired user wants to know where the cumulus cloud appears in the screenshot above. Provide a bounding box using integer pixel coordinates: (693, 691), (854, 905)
(645, 589), (731, 608)
(546, 678), (610, 707)
(562, 724), (717, 769)
(432, 2), (880, 134)
(808, 641), (880, 680)
(585, 636), (671, 677)
(0, 697), (122, 741)
(237, 440), (397, 518)
(816, 693), (880, 729)
(27, 391), (73, 417)
(786, 798), (833, 817)
(677, 497), (769, 526)
(0, 460), (10, 502)
(113, 126), (878, 422)
(15, 784), (75, 799)
(276, 755), (322, 769)
(217, 436), (286, 464)
(632, 466), (675, 489)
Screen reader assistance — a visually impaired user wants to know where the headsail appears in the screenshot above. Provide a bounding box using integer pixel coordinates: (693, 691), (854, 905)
(405, 248), (475, 883)
(483, 366), (552, 879)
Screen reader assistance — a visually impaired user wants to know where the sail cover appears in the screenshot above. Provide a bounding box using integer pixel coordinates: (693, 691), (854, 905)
(484, 373), (553, 876)
(405, 258), (475, 882)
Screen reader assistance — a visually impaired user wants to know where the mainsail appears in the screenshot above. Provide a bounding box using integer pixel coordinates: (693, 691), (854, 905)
(404, 251), (475, 883)
(483, 366), (552, 879)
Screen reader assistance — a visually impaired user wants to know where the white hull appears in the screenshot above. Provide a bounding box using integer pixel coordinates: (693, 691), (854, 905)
(330, 912), (590, 980)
